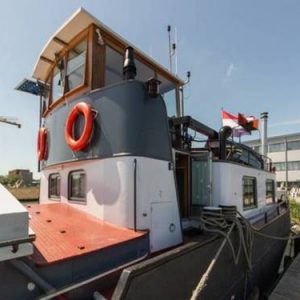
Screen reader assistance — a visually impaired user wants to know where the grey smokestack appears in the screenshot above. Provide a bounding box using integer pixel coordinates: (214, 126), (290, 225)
(260, 112), (268, 157)
(123, 47), (136, 80)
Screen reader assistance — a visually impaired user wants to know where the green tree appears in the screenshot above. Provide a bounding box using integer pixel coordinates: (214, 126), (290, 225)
(0, 174), (21, 187)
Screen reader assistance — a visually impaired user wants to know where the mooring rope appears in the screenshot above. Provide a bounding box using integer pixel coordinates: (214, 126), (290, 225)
(191, 206), (298, 300)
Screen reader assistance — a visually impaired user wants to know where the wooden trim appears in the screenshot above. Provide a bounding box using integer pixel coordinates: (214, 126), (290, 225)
(40, 56), (54, 64)
(48, 70), (53, 107)
(90, 25), (105, 90)
(43, 85), (89, 117)
(43, 26), (91, 82)
(53, 37), (68, 47)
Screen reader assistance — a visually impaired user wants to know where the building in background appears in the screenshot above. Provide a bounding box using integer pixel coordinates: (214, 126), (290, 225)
(8, 169), (33, 186)
(244, 132), (300, 189)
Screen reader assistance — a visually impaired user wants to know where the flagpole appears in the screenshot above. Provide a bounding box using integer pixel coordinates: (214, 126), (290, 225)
(221, 107), (224, 131)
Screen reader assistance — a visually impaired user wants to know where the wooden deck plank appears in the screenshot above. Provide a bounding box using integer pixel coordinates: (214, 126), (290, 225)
(27, 203), (146, 266)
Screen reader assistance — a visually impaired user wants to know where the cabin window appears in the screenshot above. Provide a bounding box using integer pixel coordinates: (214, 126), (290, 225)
(243, 176), (257, 209)
(266, 179), (275, 203)
(66, 38), (87, 92)
(42, 82), (51, 113)
(162, 90), (177, 117)
(135, 59), (155, 82)
(52, 61), (65, 103)
(68, 170), (86, 201)
(48, 173), (61, 199)
(249, 153), (262, 169)
(105, 46), (123, 86)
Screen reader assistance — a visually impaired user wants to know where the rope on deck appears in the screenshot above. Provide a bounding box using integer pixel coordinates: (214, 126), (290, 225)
(191, 207), (298, 300)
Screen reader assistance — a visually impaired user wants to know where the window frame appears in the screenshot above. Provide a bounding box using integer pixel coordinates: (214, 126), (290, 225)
(266, 179), (275, 203)
(64, 37), (88, 94)
(68, 169), (86, 202)
(242, 176), (257, 210)
(44, 28), (91, 113)
(48, 173), (61, 200)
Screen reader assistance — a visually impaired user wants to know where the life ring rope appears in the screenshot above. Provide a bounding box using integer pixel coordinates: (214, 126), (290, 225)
(65, 102), (94, 152)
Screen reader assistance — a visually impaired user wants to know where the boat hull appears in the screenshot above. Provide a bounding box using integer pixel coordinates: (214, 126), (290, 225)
(113, 208), (290, 300)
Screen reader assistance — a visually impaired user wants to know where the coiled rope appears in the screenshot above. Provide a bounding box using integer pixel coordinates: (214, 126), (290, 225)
(191, 206), (296, 300)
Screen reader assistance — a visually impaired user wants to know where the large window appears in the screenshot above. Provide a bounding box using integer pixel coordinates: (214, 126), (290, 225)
(68, 170), (86, 201)
(273, 162), (286, 171)
(162, 90), (177, 117)
(105, 46), (123, 86)
(52, 62), (65, 102)
(288, 140), (300, 151)
(229, 146), (263, 169)
(49, 173), (61, 199)
(266, 179), (275, 203)
(288, 161), (300, 171)
(49, 38), (87, 106)
(269, 143), (285, 153)
(243, 176), (257, 209)
(66, 38), (87, 91)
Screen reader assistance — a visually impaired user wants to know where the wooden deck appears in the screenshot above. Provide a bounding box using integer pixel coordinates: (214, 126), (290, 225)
(269, 253), (300, 300)
(27, 203), (146, 266)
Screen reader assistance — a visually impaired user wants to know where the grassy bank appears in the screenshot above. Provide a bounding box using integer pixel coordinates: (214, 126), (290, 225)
(290, 200), (300, 223)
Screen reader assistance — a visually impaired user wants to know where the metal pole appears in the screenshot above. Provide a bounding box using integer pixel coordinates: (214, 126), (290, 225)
(38, 94), (43, 172)
(133, 159), (137, 231)
(260, 112), (268, 157)
(168, 25), (172, 73)
(285, 137), (288, 190)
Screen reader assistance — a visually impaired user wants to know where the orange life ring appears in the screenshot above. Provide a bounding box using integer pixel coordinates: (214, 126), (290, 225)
(65, 102), (94, 152)
(37, 127), (48, 160)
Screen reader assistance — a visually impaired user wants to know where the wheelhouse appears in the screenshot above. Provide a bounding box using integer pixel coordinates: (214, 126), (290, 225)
(33, 8), (184, 119)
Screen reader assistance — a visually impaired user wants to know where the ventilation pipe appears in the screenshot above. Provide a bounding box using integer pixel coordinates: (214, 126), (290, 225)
(219, 126), (232, 160)
(123, 46), (136, 80)
(260, 112), (268, 157)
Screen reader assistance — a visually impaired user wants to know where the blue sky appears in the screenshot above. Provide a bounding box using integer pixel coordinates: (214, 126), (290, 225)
(1, 0), (300, 177)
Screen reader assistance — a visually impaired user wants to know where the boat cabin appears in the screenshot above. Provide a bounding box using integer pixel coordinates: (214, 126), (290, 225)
(31, 8), (277, 253)
(33, 9), (184, 119)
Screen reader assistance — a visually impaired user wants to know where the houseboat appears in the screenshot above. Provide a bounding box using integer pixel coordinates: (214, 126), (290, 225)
(0, 8), (290, 300)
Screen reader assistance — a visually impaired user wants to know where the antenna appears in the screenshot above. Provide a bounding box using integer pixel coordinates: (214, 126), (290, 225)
(167, 25), (176, 73)
(185, 71), (191, 84)
(174, 27), (178, 75)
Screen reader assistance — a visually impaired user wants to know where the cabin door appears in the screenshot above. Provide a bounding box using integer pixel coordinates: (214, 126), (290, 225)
(175, 153), (190, 218)
(190, 152), (212, 216)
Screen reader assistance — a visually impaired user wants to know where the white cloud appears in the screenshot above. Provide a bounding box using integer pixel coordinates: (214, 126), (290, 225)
(226, 63), (236, 78)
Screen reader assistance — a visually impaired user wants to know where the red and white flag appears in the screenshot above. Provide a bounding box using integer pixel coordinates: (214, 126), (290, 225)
(221, 110), (250, 137)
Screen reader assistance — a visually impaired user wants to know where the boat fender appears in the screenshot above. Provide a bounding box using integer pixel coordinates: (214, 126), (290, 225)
(65, 102), (94, 152)
(37, 127), (48, 160)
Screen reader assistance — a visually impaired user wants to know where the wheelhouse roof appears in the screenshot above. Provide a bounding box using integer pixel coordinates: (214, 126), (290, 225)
(32, 7), (185, 86)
